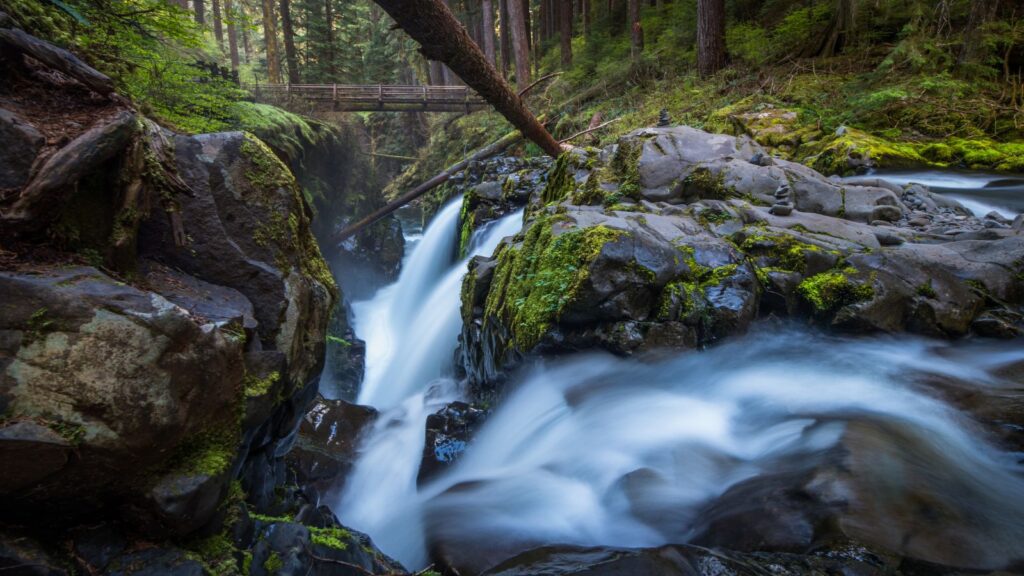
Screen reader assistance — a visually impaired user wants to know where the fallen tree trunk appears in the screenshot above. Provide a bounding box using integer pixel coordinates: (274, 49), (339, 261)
(2, 111), (137, 233)
(334, 129), (525, 242)
(371, 0), (563, 158)
(0, 28), (115, 96)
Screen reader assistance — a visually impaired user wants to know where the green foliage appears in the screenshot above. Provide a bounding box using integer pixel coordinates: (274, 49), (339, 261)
(0, 0), (244, 133)
(309, 526), (352, 550)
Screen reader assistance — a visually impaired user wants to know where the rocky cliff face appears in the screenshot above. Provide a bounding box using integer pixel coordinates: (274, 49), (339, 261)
(459, 126), (1024, 391)
(0, 22), (402, 575)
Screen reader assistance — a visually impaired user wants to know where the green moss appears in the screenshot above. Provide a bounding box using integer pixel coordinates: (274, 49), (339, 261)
(309, 526), (352, 551)
(916, 281), (937, 299)
(47, 420), (85, 445)
(738, 230), (822, 273)
(684, 166), (729, 199)
(797, 270), (874, 313)
(23, 307), (55, 345)
(698, 208), (733, 226)
(542, 153), (579, 205)
(240, 134), (295, 191)
(326, 335), (351, 347)
(572, 172), (606, 206)
(484, 215), (627, 350)
(244, 371), (280, 398)
(166, 421), (240, 478)
(187, 534), (241, 576)
(606, 138), (642, 199)
(263, 551), (284, 574)
(810, 128), (928, 176)
(229, 102), (328, 162)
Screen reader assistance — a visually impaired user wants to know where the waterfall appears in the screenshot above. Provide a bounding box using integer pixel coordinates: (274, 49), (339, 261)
(334, 199), (1024, 572)
(338, 203), (525, 566)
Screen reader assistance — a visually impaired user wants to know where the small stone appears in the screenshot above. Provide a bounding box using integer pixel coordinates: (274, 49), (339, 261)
(769, 203), (793, 216)
(984, 211), (1010, 224)
(871, 205), (902, 223)
(983, 220), (1007, 229)
(1013, 214), (1024, 230)
(657, 108), (671, 127)
(874, 230), (905, 246)
(835, 125), (848, 136)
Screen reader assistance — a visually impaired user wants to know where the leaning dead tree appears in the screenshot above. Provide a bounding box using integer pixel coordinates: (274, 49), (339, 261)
(371, 0), (562, 158)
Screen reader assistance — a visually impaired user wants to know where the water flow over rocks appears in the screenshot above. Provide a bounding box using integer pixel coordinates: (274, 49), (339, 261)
(337, 202), (525, 567)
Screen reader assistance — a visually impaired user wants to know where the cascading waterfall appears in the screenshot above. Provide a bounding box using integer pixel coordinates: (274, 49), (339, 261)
(336, 199), (1024, 572)
(338, 203), (525, 565)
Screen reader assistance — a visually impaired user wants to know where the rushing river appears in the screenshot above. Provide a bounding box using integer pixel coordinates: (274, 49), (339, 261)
(866, 169), (1024, 218)
(334, 198), (1024, 572)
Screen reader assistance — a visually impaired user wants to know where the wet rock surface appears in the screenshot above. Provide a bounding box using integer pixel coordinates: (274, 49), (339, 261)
(459, 126), (1024, 388)
(0, 25), (403, 576)
(418, 401), (487, 484)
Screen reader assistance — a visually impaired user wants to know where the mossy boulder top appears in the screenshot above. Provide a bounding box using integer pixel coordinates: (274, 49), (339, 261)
(459, 126), (1024, 388)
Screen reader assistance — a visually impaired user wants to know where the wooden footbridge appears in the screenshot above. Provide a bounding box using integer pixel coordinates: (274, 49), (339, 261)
(247, 83), (489, 112)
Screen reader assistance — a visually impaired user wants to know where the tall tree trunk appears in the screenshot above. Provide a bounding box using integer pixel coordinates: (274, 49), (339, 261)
(429, 60), (443, 84)
(959, 0), (997, 66)
(507, 0), (531, 89)
(583, 0), (590, 36)
(212, 0), (224, 49)
(482, 0), (496, 65)
(813, 0), (855, 57)
(560, 0), (572, 67)
(696, 0), (725, 76)
(325, 0), (336, 76)
(499, 0), (511, 77)
(261, 0), (281, 83)
(280, 0), (299, 83)
(628, 0), (642, 59)
(193, 0), (205, 24)
(241, 2), (253, 64)
(370, 0), (562, 157)
(225, 0), (240, 70)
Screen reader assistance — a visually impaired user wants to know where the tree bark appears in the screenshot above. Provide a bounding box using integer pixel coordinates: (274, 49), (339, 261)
(3, 111), (137, 232)
(225, 0), (240, 70)
(696, 0), (725, 77)
(560, 0), (572, 67)
(499, 0), (511, 77)
(193, 0), (205, 24)
(241, 2), (253, 63)
(371, 0), (561, 157)
(813, 0), (856, 57)
(212, 0), (224, 50)
(506, 0), (531, 89)
(583, 0), (590, 36)
(279, 0), (299, 83)
(628, 0), (643, 59)
(958, 0), (997, 66)
(482, 0), (496, 65)
(0, 29), (115, 95)
(261, 0), (281, 83)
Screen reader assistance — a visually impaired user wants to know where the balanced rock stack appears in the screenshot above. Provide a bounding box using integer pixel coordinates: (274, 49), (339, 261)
(769, 182), (793, 216)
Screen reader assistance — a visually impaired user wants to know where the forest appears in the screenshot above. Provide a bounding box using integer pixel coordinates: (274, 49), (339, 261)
(0, 0), (1023, 575)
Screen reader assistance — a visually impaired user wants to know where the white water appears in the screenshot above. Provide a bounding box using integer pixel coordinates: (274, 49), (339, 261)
(865, 169), (1024, 218)
(336, 199), (1024, 572)
(339, 204), (525, 564)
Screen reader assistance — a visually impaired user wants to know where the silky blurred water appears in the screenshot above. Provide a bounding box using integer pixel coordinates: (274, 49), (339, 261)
(334, 197), (1024, 572)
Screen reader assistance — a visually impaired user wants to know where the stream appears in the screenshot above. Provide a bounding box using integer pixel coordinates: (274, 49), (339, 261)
(866, 168), (1024, 218)
(331, 197), (1024, 572)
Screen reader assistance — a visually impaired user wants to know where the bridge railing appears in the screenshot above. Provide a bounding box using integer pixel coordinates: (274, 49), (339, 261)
(244, 83), (487, 106)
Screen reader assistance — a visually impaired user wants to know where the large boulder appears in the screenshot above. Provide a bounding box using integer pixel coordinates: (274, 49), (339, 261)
(459, 127), (1024, 389)
(0, 267), (243, 521)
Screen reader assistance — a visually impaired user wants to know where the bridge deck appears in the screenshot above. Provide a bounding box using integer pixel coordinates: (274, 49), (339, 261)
(247, 84), (489, 112)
